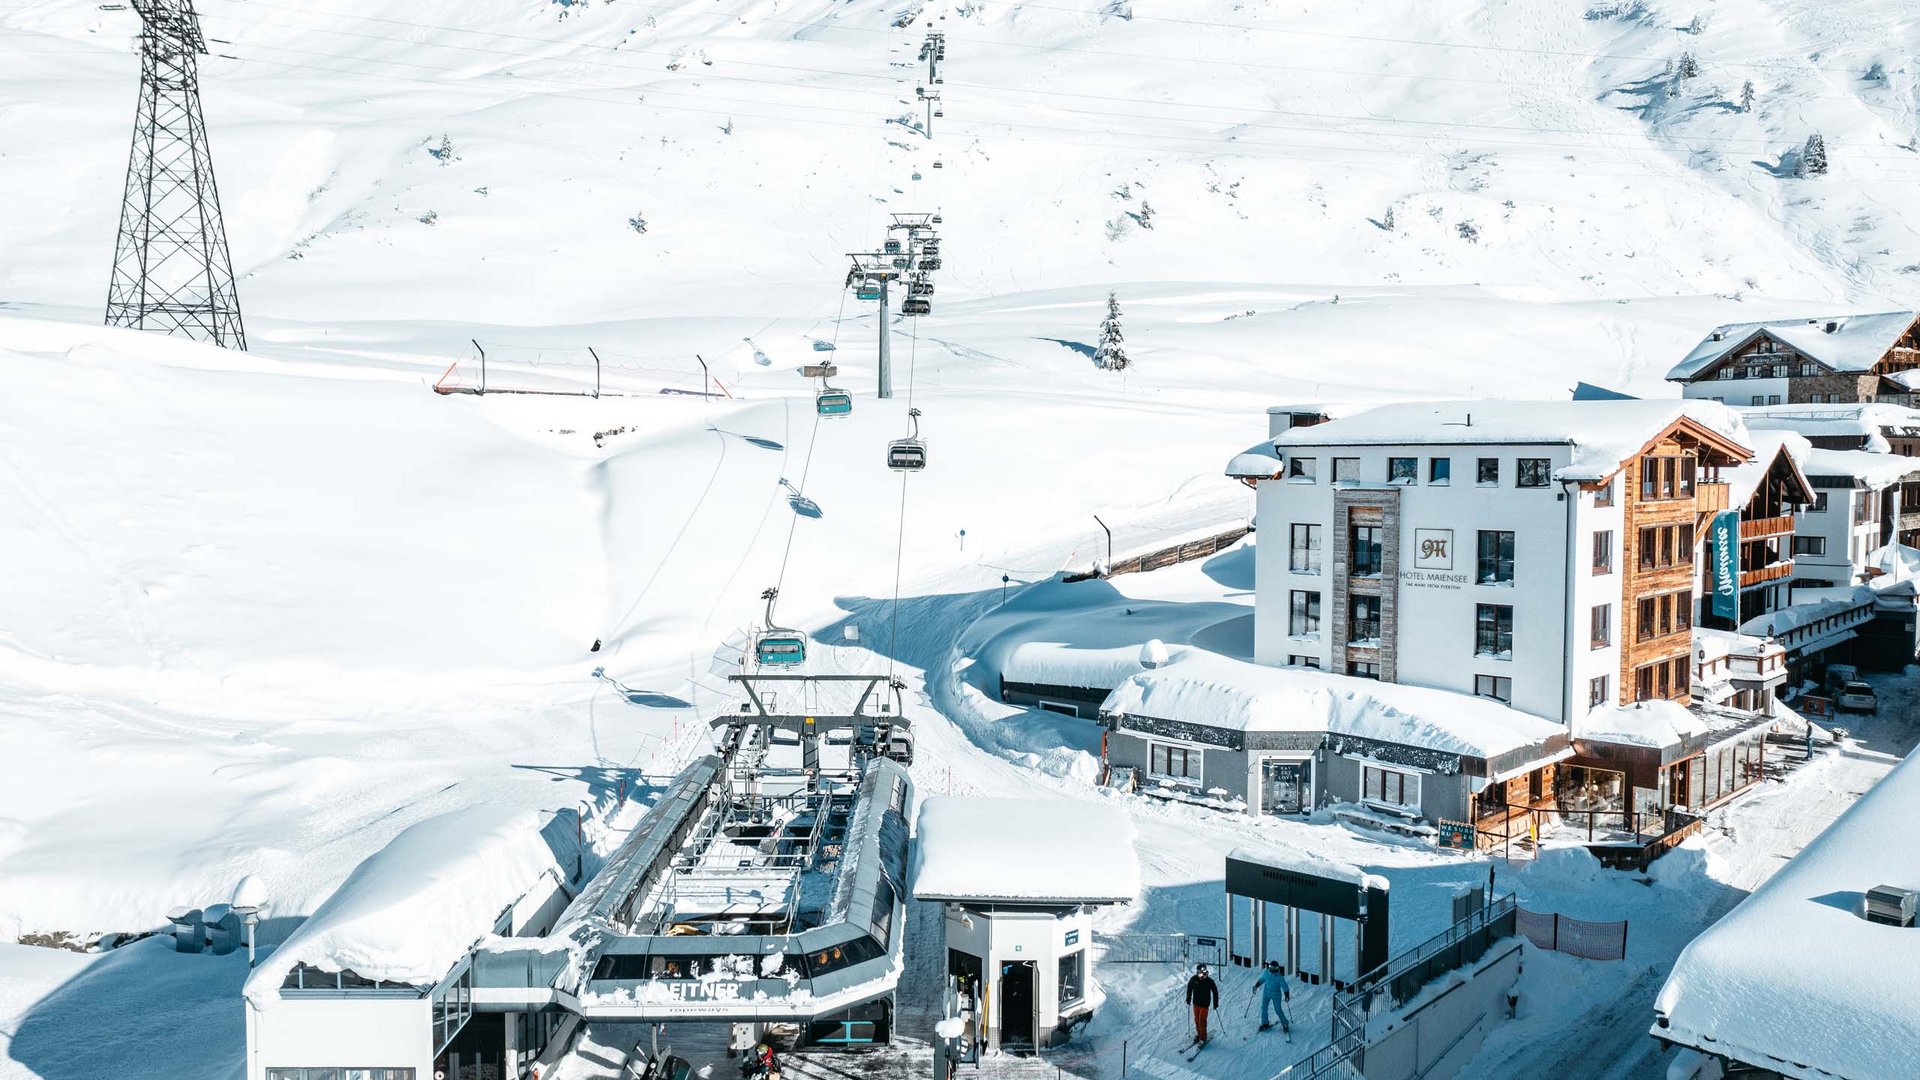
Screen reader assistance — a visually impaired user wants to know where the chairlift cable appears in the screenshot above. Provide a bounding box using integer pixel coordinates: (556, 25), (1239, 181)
(886, 320), (923, 679)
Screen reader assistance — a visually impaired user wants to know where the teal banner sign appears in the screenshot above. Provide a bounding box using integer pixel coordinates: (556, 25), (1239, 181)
(1710, 510), (1740, 620)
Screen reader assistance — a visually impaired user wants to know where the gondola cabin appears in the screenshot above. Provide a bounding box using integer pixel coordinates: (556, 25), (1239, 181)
(887, 439), (927, 472)
(755, 633), (807, 666)
(884, 239), (902, 254)
(855, 282), (882, 301)
(817, 390), (854, 417)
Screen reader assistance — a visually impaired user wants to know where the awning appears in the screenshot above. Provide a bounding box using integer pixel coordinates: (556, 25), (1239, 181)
(1783, 628), (1858, 657)
(1485, 745), (1575, 786)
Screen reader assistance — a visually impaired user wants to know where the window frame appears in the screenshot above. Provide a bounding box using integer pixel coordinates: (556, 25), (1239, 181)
(1474, 674), (1513, 703)
(1516, 458), (1551, 488)
(1359, 764), (1421, 811)
(1289, 590), (1322, 637)
(1429, 457), (1451, 485)
(1793, 535), (1826, 556)
(1288, 523), (1323, 573)
(1350, 525), (1384, 576)
(1287, 456), (1317, 482)
(1347, 594), (1381, 644)
(1592, 530), (1614, 575)
(1590, 603), (1611, 649)
(1476, 458), (1500, 486)
(1474, 604), (1514, 658)
(1388, 456), (1418, 484)
(1148, 742), (1203, 784)
(1476, 529), (1516, 586)
(1588, 674), (1610, 708)
(1332, 456), (1360, 484)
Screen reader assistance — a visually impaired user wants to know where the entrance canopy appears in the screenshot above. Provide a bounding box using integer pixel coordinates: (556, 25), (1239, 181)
(912, 797), (1139, 905)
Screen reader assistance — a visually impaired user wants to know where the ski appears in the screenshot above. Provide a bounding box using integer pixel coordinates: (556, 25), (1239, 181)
(1185, 1040), (1209, 1062)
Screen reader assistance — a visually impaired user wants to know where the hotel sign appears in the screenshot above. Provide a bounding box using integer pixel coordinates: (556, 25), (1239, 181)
(1710, 510), (1741, 621)
(1413, 529), (1454, 570)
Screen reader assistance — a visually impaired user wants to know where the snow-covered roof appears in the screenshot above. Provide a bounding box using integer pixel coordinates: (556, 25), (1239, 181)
(1666, 311), (1916, 380)
(244, 806), (563, 1007)
(1000, 641), (1185, 690)
(1227, 846), (1388, 892)
(1720, 430), (1811, 509)
(911, 797), (1139, 904)
(1654, 745), (1920, 1079)
(1739, 586), (1875, 638)
(1800, 446), (1920, 488)
(1267, 399), (1751, 481)
(1573, 701), (1708, 750)
(1743, 402), (1920, 452)
(1225, 439), (1285, 480)
(1101, 650), (1565, 760)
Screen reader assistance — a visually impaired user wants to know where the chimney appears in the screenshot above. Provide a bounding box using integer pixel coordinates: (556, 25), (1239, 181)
(1710, 331), (1724, 341)
(1825, 321), (1839, 334)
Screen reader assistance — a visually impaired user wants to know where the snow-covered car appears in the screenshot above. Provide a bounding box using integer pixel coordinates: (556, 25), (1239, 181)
(1836, 682), (1879, 714)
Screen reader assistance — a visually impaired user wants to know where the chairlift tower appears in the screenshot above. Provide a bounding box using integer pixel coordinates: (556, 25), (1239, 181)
(105, 0), (247, 350)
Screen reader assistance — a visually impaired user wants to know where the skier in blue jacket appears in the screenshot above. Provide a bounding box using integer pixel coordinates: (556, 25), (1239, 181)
(1253, 960), (1292, 1033)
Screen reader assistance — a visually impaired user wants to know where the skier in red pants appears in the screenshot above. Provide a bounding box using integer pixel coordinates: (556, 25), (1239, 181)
(1184, 964), (1221, 1044)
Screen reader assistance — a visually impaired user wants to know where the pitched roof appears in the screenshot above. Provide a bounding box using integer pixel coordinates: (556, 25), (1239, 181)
(1262, 399), (1750, 481)
(1667, 311), (1916, 381)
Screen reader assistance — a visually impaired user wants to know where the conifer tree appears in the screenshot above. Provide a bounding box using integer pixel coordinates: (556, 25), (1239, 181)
(1096, 291), (1130, 371)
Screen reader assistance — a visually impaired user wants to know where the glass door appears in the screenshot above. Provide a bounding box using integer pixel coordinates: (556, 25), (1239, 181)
(1260, 759), (1309, 815)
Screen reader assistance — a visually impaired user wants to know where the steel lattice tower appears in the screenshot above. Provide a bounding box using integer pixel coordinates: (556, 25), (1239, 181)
(105, 0), (246, 349)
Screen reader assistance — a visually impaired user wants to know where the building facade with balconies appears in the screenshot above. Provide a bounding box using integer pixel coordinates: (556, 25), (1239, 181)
(1666, 311), (1920, 406)
(1230, 400), (1753, 726)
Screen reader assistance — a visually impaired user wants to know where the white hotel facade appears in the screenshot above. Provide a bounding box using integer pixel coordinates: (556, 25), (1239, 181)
(1234, 400), (1754, 726)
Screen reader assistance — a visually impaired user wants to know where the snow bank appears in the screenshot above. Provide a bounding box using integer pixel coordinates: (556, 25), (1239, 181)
(1000, 641), (1186, 690)
(244, 806), (562, 1006)
(1653, 746), (1920, 1078)
(911, 797), (1139, 904)
(1270, 399), (1750, 481)
(1102, 650), (1564, 759)
(1574, 701), (1707, 750)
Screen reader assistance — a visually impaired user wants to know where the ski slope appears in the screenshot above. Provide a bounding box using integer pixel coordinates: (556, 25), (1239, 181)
(2, 1), (1920, 1078)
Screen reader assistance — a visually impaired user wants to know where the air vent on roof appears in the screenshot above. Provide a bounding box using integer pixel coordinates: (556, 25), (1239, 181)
(1710, 331), (1724, 341)
(1825, 321), (1839, 333)
(1864, 885), (1917, 927)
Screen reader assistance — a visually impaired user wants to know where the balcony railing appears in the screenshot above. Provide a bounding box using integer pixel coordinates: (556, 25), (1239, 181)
(1695, 482), (1730, 515)
(1740, 562), (1793, 587)
(1739, 514), (1795, 539)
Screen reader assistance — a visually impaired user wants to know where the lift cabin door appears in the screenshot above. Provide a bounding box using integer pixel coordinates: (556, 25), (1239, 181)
(998, 961), (1037, 1053)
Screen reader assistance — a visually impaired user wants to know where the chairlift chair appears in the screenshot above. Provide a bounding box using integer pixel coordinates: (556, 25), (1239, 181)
(932, 159), (944, 169)
(817, 384), (854, 417)
(887, 408), (927, 472)
(753, 587), (807, 667)
(934, 107), (944, 117)
(932, 213), (943, 224)
(884, 239), (903, 254)
(892, 257), (908, 270)
(902, 297), (931, 316)
(920, 257), (942, 271)
(909, 280), (934, 296)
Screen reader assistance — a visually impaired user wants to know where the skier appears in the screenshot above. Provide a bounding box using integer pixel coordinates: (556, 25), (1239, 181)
(1184, 963), (1221, 1044)
(1252, 960), (1292, 1034)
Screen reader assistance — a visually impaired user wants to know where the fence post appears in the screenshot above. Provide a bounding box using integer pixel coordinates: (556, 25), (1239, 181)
(1551, 913), (1559, 951)
(588, 346), (602, 399)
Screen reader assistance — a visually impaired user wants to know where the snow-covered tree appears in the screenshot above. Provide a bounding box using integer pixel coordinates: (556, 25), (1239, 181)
(1095, 291), (1130, 371)
(1802, 132), (1828, 175)
(628, 211), (649, 234)
(1135, 201), (1156, 229)
(1740, 79), (1756, 112)
(1684, 14), (1704, 35)
(1382, 206), (1396, 231)
(1676, 51), (1700, 79)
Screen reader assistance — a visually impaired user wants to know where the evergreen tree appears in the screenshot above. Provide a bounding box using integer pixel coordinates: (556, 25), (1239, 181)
(1677, 50), (1700, 79)
(1740, 79), (1756, 112)
(1802, 132), (1828, 175)
(1096, 291), (1130, 371)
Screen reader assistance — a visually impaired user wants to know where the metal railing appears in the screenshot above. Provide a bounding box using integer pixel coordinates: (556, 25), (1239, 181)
(1090, 932), (1226, 966)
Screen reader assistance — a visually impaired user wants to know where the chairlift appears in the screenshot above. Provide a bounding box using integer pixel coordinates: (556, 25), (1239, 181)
(932, 159), (944, 169)
(891, 257), (908, 270)
(817, 384), (853, 417)
(934, 107), (944, 117)
(909, 280), (934, 296)
(912, 171), (923, 181)
(753, 587), (807, 667)
(887, 408), (927, 472)
(855, 281), (882, 301)
(902, 297), (931, 316)
(920, 257), (942, 271)
(932, 213), (943, 224)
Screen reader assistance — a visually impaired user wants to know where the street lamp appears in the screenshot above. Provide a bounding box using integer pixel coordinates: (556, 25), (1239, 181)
(230, 875), (270, 968)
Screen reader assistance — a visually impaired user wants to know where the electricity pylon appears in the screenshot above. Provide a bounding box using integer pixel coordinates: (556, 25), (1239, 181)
(106, 0), (247, 350)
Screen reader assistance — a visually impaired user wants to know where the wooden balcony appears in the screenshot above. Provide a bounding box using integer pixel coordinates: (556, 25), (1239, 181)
(1739, 515), (1795, 540)
(1740, 561), (1793, 588)
(1695, 482), (1730, 515)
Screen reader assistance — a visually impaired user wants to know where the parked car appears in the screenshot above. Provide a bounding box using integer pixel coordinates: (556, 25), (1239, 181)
(1824, 664), (1861, 694)
(1837, 681), (1879, 714)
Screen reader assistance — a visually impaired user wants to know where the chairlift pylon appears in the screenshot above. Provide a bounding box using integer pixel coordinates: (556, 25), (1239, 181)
(887, 408), (927, 472)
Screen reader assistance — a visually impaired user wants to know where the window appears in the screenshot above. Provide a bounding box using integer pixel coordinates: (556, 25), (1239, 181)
(1332, 456), (1359, 483)
(1475, 604), (1513, 657)
(1288, 456), (1317, 481)
(1477, 458), (1500, 485)
(1809, 491), (1829, 512)
(1347, 661), (1380, 679)
(1589, 675), (1611, 708)
(1476, 530), (1515, 585)
(1750, 395), (1765, 407)
(1637, 525), (1688, 570)
(1634, 665), (1654, 702)
(1389, 457), (1417, 484)
(1637, 455), (1697, 501)
(1289, 523), (1323, 573)
(1289, 590), (1321, 636)
(1670, 656), (1690, 698)
(1348, 595), (1381, 643)
(1594, 480), (1614, 508)
(1516, 458), (1551, 488)
(1794, 536), (1827, 556)
(1429, 457), (1451, 485)
(1474, 674), (1512, 703)
(1351, 525), (1384, 576)
(1286, 654), (1322, 669)
(1360, 765), (1420, 810)
(1059, 951), (1086, 1006)
(1590, 604), (1611, 648)
(1593, 530), (1614, 574)
(1637, 596), (1657, 642)
(1768, 395), (1782, 406)
(1149, 743), (1201, 782)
